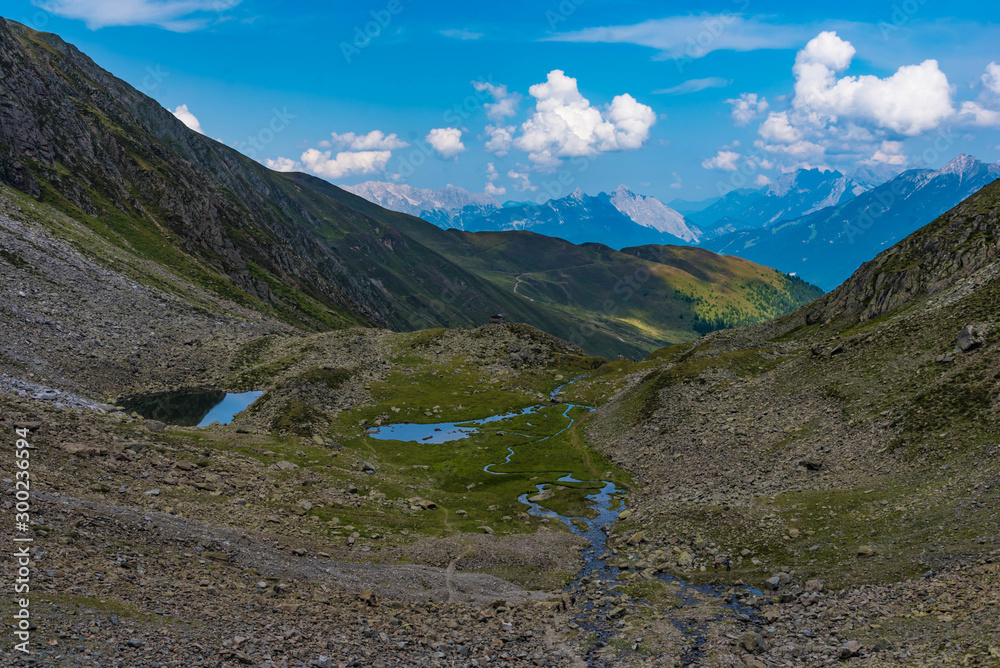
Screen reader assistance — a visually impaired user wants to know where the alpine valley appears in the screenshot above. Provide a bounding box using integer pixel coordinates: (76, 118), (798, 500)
(0, 13), (999, 668)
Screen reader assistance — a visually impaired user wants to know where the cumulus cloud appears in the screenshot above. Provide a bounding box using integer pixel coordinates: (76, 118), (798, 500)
(958, 101), (1000, 127)
(653, 77), (731, 95)
(982, 61), (1000, 95)
(472, 81), (522, 122)
(266, 157), (298, 172)
(513, 70), (655, 168)
(758, 111), (803, 144)
(426, 127), (466, 159)
(299, 149), (392, 179)
(726, 93), (769, 126)
(484, 162), (506, 196)
(327, 130), (409, 151)
(869, 140), (907, 165)
(507, 168), (536, 192)
(171, 104), (204, 134)
(483, 125), (515, 156)
(35, 0), (240, 31)
(755, 174), (773, 186)
(790, 31), (953, 136)
(748, 31), (981, 171)
(669, 172), (683, 189)
(701, 150), (741, 172)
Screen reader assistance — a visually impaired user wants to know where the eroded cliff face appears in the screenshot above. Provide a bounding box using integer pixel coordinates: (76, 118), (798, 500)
(803, 180), (1000, 325)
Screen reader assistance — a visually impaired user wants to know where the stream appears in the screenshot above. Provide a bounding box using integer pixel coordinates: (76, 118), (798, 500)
(371, 377), (766, 665)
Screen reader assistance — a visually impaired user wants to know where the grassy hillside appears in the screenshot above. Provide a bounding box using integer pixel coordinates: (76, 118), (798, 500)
(387, 223), (823, 353)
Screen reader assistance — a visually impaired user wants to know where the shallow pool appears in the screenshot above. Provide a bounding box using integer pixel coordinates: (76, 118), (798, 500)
(119, 389), (263, 427)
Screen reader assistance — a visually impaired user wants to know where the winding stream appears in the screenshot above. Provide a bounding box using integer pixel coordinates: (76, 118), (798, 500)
(371, 377), (766, 664)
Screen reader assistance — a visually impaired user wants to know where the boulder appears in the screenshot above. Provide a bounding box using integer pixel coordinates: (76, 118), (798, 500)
(857, 545), (876, 558)
(739, 631), (768, 654)
(955, 324), (987, 352)
(627, 531), (646, 546)
(839, 640), (862, 658)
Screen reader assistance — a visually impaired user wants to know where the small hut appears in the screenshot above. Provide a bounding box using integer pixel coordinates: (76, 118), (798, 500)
(489, 313), (508, 324)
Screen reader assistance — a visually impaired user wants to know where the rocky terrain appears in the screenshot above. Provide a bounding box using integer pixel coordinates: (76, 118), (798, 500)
(574, 179), (1000, 664)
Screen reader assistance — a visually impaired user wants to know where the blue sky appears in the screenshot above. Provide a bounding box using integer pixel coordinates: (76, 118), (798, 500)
(5, 0), (1000, 203)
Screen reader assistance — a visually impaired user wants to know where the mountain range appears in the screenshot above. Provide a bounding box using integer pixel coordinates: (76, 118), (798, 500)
(346, 182), (701, 245)
(349, 157), (999, 291)
(704, 155), (1000, 289)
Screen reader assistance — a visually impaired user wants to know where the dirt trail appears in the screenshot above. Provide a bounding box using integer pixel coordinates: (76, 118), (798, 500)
(513, 273), (535, 301)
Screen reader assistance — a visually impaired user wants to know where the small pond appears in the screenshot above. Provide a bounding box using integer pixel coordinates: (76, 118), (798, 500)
(119, 390), (263, 427)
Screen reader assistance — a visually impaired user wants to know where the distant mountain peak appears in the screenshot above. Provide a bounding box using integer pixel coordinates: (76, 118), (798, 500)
(569, 187), (586, 200)
(343, 181), (500, 225)
(935, 154), (981, 178)
(607, 186), (700, 242)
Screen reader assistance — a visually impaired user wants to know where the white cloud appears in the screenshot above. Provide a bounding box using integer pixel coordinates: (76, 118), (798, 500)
(758, 111), (803, 144)
(483, 125), (515, 156)
(749, 31), (978, 171)
(171, 104), (204, 134)
(653, 77), (731, 95)
(546, 15), (818, 61)
(440, 28), (482, 40)
(484, 162), (506, 196)
(726, 93), (769, 126)
(701, 150), (741, 172)
(426, 127), (466, 159)
(755, 174), (772, 186)
(328, 130), (409, 151)
(35, 0), (240, 31)
(513, 70), (655, 168)
(791, 31), (953, 136)
(982, 61), (1000, 95)
(669, 172), (683, 189)
(869, 140), (907, 165)
(266, 157), (298, 172)
(298, 149), (392, 180)
(958, 101), (1000, 127)
(472, 81), (521, 122)
(507, 168), (536, 192)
